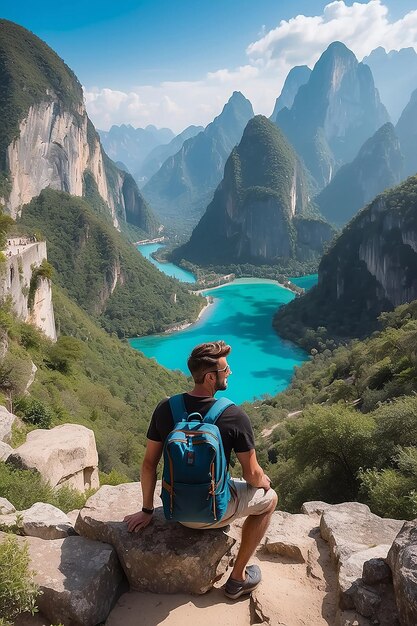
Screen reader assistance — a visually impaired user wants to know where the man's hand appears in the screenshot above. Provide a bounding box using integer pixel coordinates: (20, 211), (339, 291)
(124, 511), (153, 533)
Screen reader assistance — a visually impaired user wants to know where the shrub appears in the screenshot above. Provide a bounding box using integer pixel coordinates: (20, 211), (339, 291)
(359, 467), (417, 520)
(0, 535), (40, 625)
(14, 397), (53, 428)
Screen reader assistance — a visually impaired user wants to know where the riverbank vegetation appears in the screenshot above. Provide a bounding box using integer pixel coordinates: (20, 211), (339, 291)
(248, 300), (417, 520)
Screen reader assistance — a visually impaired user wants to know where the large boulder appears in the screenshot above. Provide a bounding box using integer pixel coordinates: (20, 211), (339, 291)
(387, 521), (417, 626)
(0, 497), (15, 514)
(260, 510), (318, 562)
(0, 531), (124, 626)
(320, 502), (403, 619)
(0, 440), (13, 461)
(75, 482), (236, 594)
(0, 405), (16, 443)
(0, 502), (73, 539)
(7, 424), (99, 491)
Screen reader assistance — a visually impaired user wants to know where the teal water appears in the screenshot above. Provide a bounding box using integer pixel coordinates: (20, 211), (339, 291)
(130, 278), (308, 404)
(138, 243), (196, 283)
(290, 274), (318, 290)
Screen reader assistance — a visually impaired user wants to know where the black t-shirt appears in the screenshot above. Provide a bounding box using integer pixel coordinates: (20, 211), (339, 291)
(146, 393), (255, 467)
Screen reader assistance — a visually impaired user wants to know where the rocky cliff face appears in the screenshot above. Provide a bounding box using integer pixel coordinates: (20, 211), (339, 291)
(142, 91), (254, 233)
(270, 65), (311, 123)
(174, 116), (333, 267)
(0, 20), (157, 235)
(316, 122), (404, 227)
(276, 42), (389, 189)
(396, 88), (417, 179)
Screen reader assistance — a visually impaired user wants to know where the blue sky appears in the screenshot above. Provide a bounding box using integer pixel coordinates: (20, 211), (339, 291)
(2, 1), (417, 130)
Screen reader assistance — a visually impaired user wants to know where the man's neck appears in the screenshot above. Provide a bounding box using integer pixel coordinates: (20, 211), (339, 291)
(188, 384), (215, 398)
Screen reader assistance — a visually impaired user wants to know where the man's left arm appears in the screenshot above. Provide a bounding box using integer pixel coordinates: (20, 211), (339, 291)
(124, 439), (163, 532)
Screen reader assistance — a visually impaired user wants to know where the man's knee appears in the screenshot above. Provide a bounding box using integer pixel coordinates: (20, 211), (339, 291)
(266, 488), (278, 512)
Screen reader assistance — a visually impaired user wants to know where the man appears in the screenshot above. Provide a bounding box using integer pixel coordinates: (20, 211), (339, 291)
(124, 340), (278, 599)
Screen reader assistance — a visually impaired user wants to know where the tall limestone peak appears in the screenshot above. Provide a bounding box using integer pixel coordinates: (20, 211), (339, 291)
(173, 115), (333, 266)
(276, 41), (389, 189)
(316, 122), (404, 227)
(0, 19), (157, 235)
(396, 88), (417, 178)
(270, 65), (311, 123)
(142, 92), (254, 234)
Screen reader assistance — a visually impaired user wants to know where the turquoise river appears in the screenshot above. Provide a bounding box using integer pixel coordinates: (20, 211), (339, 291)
(131, 245), (317, 404)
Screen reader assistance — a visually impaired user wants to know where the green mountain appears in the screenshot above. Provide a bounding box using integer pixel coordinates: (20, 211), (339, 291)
(276, 42), (389, 189)
(173, 116), (333, 268)
(142, 91), (254, 233)
(274, 175), (417, 347)
(396, 88), (417, 178)
(316, 123), (404, 227)
(18, 188), (203, 337)
(270, 65), (311, 123)
(0, 19), (156, 236)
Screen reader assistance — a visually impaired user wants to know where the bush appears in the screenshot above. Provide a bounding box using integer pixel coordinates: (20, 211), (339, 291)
(359, 467), (417, 519)
(45, 336), (83, 374)
(14, 397), (53, 428)
(0, 465), (91, 513)
(0, 535), (40, 625)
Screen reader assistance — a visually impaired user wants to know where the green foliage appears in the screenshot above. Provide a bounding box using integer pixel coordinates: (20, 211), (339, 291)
(0, 535), (40, 624)
(28, 259), (53, 310)
(19, 188), (203, 337)
(45, 336), (83, 374)
(99, 468), (132, 486)
(0, 464), (91, 512)
(256, 299), (417, 518)
(14, 397), (53, 428)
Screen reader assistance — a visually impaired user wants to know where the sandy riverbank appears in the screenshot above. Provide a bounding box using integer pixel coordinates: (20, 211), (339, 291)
(193, 276), (295, 295)
(163, 298), (214, 334)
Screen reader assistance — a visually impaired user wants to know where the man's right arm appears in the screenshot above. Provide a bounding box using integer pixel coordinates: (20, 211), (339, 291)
(236, 449), (271, 491)
(124, 439), (163, 532)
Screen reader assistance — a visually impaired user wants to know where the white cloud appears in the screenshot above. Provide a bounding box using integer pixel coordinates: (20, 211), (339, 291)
(84, 1), (417, 132)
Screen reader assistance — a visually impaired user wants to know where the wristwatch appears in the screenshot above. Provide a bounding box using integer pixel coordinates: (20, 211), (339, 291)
(142, 506), (154, 515)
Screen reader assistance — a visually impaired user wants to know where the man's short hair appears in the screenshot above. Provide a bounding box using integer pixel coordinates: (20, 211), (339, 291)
(187, 341), (231, 383)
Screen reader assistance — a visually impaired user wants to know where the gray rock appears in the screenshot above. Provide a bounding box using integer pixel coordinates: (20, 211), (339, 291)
(0, 502), (73, 539)
(3, 532), (124, 626)
(301, 501), (333, 516)
(7, 424), (99, 491)
(0, 497), (15, 514)
(362, 558), (392, 585)
(320, 502), (404, 610)
(0, 405), (16, 443)
(387, 520), (417, 626)
(0, 440), (13, 461)
(261, 510), (317, 562)
(353, 586), (381, 618)
(75, 482), (236, 594)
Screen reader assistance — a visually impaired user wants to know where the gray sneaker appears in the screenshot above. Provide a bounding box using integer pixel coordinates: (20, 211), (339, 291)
(224, 564), (262, 599)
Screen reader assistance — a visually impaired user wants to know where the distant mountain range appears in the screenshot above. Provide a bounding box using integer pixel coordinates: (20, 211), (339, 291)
(142, 91), (254, 233)
(396, 88), (417, 179)
(173, 116), (333, 268)
(135, 125), (204, 186)
(363, 47), (417, 124)
(315, 122), (404, 227)
(276, 42), (389, 189)
(98, 124), (175, 175)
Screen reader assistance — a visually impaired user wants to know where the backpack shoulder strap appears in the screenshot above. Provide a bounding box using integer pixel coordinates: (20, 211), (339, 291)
(169, 394), (188, 426)
(204, 397), (235, 425)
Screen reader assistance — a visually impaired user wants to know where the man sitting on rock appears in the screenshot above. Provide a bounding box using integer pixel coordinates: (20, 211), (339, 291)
(124, 340), (278, 599)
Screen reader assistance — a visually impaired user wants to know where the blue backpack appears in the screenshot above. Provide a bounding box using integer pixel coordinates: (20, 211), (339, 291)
(161, 394), (234, 523)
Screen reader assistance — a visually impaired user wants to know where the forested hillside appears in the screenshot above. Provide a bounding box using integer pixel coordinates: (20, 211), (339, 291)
(18, 189), (203, 337)
(248, 300), (417, 520)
